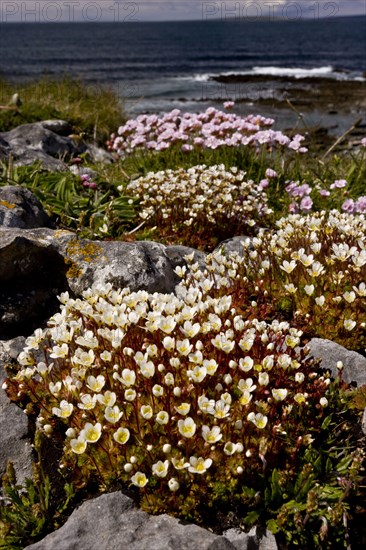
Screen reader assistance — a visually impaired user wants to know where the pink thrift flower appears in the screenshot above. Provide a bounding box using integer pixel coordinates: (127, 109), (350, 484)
(355, 196), (366, 212)
(265, 168), (277, 179)
(330, 179), (347, 189)
(258, 179), (269, 190)
(361, 137), (366, 147)
(193, 137), (204, 146)
(223, 101), (235, 109)
(288, 134), (306, 151)
(342, 199), (355, 213)
(181, 144), (194, 152)
(285, 182), (297, 194)
(300, 196), (313, 212)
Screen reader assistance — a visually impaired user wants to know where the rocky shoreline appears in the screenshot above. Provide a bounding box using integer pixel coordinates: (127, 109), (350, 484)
(209, 75), (366, 150)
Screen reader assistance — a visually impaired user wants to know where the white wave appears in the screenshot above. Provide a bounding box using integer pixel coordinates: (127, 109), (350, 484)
(176, 74), (212, 82)
(251, 65), (334, 78)
(217, 65), (336, 79)
(176, 65), (365, 82)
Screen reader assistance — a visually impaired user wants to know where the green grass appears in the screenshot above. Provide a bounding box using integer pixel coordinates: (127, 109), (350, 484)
(0, 76), (125, 144)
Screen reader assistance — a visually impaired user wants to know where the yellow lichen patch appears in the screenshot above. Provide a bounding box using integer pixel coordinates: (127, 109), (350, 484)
(65, 238), (107, 279)
(54, 229), (73, 238)
(0, 200), (16, 209)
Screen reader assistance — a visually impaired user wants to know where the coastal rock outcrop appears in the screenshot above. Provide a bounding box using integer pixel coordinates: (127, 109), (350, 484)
(0, 193), (208, 338)
(61, 238), (183, 296)
(0, 119), (115, 171)
(0, 120), (86, 171)
(61, 239), (207, 297)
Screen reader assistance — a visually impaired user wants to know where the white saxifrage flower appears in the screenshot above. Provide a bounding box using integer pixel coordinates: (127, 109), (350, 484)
(152, 460), (169, 477)
(247, 412), (268, 429)
(202, 425), (222, 444)
(178, 417), (197, 438)
(52, 400), (73, 418)
(131, 472), (148, 487)
(80, 422), (102, 443)
(113, 427), (130, 445)
(188, 456), (213, 474)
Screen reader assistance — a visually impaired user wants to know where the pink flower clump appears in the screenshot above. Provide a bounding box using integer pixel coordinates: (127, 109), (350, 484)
(108, 107), (307, 157)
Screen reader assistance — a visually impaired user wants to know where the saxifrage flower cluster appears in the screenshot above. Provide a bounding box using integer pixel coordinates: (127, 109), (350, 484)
(196, 210), (366, 350)
(123, 164), (272, 245)
(9, 274), (330, 499)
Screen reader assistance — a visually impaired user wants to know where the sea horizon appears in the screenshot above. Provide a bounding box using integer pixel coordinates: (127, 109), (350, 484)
(1, 13), (365, 23)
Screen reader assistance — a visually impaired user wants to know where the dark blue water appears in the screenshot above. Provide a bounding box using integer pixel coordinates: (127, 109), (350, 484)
(0, 17), (365, 114)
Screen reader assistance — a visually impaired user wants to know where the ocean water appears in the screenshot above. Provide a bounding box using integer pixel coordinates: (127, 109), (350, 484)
(0, 16), (365, 116)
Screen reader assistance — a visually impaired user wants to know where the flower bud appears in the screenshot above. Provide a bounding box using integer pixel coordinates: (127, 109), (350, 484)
(168, 478), (180, 492)
(224, 374), (232, 385)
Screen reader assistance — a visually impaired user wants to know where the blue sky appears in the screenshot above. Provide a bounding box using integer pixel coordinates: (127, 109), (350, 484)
(1, 0), (365, 22)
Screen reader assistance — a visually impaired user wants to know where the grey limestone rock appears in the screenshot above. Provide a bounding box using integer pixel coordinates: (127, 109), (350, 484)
(306, 337), (366, 386)
(214, 236), (251, 257)
(0, 134), (10, 160)
(24, 491), (276, 550)
(0, 338), (33, 485)
(61, 237), (182, 296)
(39, 120), (74, 136)
(164, 244), (207, 273)
(224, 526), (277, 550)
(0, 185), (52, 229)
(0, 120), (86, 171)
(0, 228), (70, 338)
